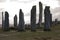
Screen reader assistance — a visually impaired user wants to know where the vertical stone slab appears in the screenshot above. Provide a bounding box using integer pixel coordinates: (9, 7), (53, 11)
(31, 5), (36, 31)
(38, 2), (43, 28)
(50, 14), (52, 27)
(18, 9), (25, 31)
(2, 12), (3, 29)
(2, 12), (5, 31)
(4, 11), (9, 31)
(55, 19), (58, 25)
(44, 6), (51, 31)
(14, 14), (17, 29)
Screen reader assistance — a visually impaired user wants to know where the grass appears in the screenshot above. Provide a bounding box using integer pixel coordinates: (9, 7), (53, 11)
(0, 24), (60, 40)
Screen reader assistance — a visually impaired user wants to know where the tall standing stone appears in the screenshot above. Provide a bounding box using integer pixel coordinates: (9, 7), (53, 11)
(14, 14), (17, 29)
(50, 14), (52, 27)
(55, 19), (58, 25)
(2, 12), (5, 31)
(31, 5), (36, 31)
(44, 6), (52, 31)
(2, 12), (5, 30)
(18, 9), (25, 31)
(4, 11), (9, 31)
(2, 12), (3, 29)
(38, 2), (43, 28)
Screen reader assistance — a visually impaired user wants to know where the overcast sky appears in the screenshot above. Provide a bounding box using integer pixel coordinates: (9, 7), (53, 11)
(0, 0), (60, 24)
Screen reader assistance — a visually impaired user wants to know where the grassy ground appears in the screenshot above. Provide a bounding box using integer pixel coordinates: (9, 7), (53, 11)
(0, 24), (60, 40)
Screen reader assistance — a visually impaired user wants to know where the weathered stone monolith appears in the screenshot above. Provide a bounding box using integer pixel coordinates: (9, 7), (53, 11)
(2, 12), (4, 29)
(38, 2), (43, 28)
(4, 11), (9, 31)
(18, 9), (25, 31)
(50, 14), (52, 27)
(14, 14), (17, 29)
(44, 6), (52, 31)
(55, 19), (58, 25)
(31, 5), (36, 32)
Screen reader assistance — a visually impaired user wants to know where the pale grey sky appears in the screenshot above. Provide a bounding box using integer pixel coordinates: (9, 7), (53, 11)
(0, 0), (60, 24)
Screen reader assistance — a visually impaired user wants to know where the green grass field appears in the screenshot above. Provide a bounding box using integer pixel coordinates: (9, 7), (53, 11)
(0, 24), (60, 40)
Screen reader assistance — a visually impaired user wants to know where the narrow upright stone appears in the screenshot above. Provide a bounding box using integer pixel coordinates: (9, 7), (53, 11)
(38, 2), (43, 28)
(4, 11), (9, 31)
(55, 19), (58, 25)
(44, 6), (51, 31)
(18, 9), (25, 31)
(14, 14), (17, 29)
(50, 14), (52, 27)
(2, 12), (3, 29)
(31, 5), (36, 31)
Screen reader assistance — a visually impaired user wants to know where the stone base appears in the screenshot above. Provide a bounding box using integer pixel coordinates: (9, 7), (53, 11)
(44, 29), (51, 31)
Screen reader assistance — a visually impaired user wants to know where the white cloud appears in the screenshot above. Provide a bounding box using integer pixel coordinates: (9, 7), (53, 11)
(0, 0), (6, 2)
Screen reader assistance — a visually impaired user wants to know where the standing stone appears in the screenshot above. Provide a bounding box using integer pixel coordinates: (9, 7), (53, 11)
(31, 5), (36, 31)
(38, 2), (43, 28)
(50, 14), (52, 27)
(55, 19), (58, 25)
(44, 6), (52, 31)
(4, 11), (9, 31)
(2, 12), (3, 29)
(14, 14), (17, 29)
(2, 12), (5, 31)
(18, 9), (25, 31)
